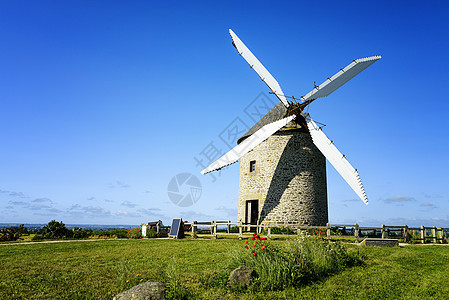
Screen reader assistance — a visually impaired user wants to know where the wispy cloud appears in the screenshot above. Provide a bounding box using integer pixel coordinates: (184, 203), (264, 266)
(10, 191), (29, 198)
(87, 197), (96, 201)
(108, 181), (130, 188)
(180, 210), (213, 221)
(30, 203), (52, 210)
(83, 206), (111, 215)
(9, 200), (30, 207)
(33, 207), (63, 216)
(138, 208), (165, 219)
(0, 189), (29, 198)
(121, 201), (137, 208)
(116, 210), (141, 218)
(32, 198), (52, 204)
(424, 194), (443, 199)
(65, 204), (111, 218)
(421, 202), (437, 208)
(384, 195), (415, 204)
(215, 205), (237, 219)
(342, 198), (360, 202)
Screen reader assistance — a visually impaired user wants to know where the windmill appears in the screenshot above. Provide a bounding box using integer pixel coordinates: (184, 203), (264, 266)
(201, 29), (380, 227)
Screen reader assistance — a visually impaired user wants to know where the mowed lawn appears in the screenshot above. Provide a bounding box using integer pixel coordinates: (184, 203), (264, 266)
(1, 238), (449, 299)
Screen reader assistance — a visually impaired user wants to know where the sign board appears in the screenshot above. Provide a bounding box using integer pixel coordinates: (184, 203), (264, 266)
(169, 218), (184, 239)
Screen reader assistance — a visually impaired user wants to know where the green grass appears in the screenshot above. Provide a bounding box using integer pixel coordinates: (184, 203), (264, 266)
(0, 239), (448, 299)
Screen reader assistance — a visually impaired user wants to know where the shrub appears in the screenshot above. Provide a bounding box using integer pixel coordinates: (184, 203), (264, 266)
(145, 228), (169, 238)
(31, 234), (44, 241)
(88, 234), (118, 239)
(126, 227), (142, 239)
(146, 229), (158, 238)
(70, 229), (91, 239)
(92, 229), (128, 238)
(230, 232), (363, 291)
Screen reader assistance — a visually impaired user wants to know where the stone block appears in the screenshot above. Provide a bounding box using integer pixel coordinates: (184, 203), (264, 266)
(360, 238), (399, 247)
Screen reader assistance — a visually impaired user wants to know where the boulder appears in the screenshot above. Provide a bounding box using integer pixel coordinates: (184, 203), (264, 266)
(113, 282), (165, 300)
(227, 266), (257, 288)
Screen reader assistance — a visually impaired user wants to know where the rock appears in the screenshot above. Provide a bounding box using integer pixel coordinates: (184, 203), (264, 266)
(227, 266), (257, 288)
(113, 282), (165, 300)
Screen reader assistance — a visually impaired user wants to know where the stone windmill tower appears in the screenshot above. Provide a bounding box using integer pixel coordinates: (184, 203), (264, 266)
(201, 29), (380, 227)
(236, 103), (328, 227)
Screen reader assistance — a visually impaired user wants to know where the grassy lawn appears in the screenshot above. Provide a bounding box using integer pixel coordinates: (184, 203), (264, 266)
(0, 238), (448, 299)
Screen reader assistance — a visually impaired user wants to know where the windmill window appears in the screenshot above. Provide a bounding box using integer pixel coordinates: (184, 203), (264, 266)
(249, 160), (256, 173)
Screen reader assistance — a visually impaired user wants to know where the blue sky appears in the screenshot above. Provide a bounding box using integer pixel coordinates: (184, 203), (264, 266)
(1, 1), (448, 227)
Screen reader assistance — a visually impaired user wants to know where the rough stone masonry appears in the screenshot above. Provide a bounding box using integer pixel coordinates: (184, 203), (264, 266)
(238, 122), (328, 227)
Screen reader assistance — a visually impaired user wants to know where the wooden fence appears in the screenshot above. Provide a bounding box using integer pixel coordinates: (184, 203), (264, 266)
(182, 221), (447, 244)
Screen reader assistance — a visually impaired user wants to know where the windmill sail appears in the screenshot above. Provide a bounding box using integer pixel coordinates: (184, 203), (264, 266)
(201, 115), (295, 174)
(301, 56), (381, 102)
(304, 114), (368, 204)
(229, 29), (290, 108)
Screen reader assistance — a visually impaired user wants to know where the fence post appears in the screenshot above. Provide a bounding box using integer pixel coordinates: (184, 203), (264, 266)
(326, 223), (331, 238)
(381, 224), (386, 239)
(438, 227), (443, 243)
(192, 221), (196, 233)
(432, 226), (436, 243)
(420, 225), (425, 244)
(238, 222), (243, 239)
(213, 221), (217, 239)
(403, 225), (408, 242)
(354, 223), (359, 242)
(268, 227), (271, 239)
(156, 223), (160, 235)
(227, 221), (231, 234)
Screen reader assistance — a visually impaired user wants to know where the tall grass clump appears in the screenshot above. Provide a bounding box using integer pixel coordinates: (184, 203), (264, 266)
(229, 232), (363, 291)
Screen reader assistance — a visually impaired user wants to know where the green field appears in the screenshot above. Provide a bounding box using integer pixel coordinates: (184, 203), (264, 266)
(1, 239), (448, 299)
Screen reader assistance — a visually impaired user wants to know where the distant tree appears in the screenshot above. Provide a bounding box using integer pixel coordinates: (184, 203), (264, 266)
(40, 220), (69, 239)
(21, 226), (29, 235)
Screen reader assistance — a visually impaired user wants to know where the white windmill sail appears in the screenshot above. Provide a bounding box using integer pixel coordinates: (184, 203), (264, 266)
(229, 29), (290, 108)
(304, 114), (368, 204)
(301, 56), (381, 102)
(201, 115), (295, 174)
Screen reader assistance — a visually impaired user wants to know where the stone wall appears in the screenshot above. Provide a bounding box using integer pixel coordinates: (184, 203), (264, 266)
(238, 124), (328, 227)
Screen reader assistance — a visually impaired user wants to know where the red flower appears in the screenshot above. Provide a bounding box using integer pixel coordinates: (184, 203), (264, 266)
(271, 249), (274, 252)
(261, 246), (266, 250)
(251, 237), (255, 240)
(253, 251), (257, 256)
(253, 233), (257, 236)
(260, 237), (267, 240)
(340, 246), (344, 250)
(256, 235), (260, 239)
(245, 245), (249, 249)
(253, 244), (256, 247)
(245, 240), (249, 244)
